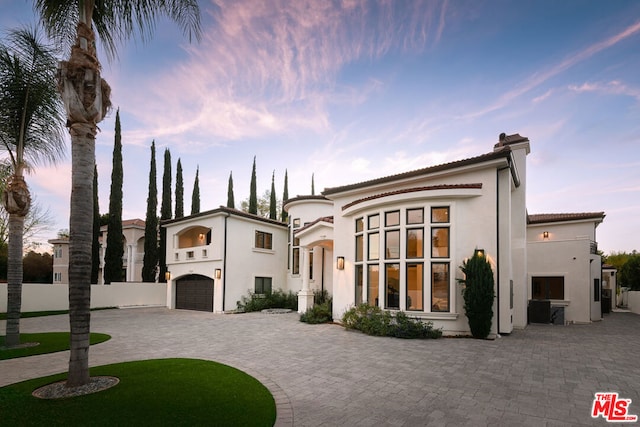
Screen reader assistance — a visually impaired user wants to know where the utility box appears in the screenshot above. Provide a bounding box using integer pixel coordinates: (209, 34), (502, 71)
(551, 306), (565, 325)
(528, 299), (551, 324)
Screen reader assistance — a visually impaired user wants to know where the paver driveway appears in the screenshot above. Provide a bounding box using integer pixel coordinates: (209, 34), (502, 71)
(2, 308), (639, 426)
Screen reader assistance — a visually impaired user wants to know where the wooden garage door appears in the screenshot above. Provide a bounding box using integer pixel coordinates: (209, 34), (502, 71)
(176, 275), (214, 312)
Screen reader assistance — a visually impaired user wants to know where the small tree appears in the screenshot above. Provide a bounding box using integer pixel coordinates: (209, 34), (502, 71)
(191, 166), (200, 215)
(175, 158), (184, 219)
(142, 141), (158, 282)
(281, 169), (289, 222)
(459, 250), (495, 339)
(91, 164), (100, 284)
(103, 109), (124, 284)
(227, 171), (235, 209)
(269, 171), (277, 220)
(159, 148), (171, 282)
(249, 156), (257, 215)
(311, 173), (315, 195)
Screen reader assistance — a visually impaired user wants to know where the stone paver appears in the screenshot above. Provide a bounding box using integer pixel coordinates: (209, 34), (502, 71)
(1, 309), (639, 426)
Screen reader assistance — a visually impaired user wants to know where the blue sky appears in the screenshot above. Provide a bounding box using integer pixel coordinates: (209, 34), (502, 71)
(2, 0), (639, 254)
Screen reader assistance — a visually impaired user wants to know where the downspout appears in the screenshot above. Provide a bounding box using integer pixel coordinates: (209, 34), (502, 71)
(222, 212), (230, 311)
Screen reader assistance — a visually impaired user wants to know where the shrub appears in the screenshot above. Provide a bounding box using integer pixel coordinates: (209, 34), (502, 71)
(236, 289), (297, 312)
(341, 303), (441, 339)
(459, 251), (495, 339)
(300, 290), (333, 324)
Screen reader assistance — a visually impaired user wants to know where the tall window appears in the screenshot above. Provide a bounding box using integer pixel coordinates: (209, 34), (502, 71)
(255, 231), (272, 249)
(292, 237), (300, 275)
(368, 265), (379, 306)
(407, 263), (423, 311)
(355, 265), (363, 305)
(532, 276), (564, 300)
(255, 277), (272, 294)
(431, 263), (449, 312)
(386, 263), (400, 309)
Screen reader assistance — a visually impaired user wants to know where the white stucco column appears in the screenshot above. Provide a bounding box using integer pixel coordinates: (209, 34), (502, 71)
(298, 247), (314, 313)
(126, 244), (134, 282)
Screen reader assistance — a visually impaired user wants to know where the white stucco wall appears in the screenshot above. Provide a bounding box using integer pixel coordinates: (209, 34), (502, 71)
(527, 221), (600, 324)
(164, 208), (287, 312)
(628, 291), (640, 315)
(0, 282), (167, 312)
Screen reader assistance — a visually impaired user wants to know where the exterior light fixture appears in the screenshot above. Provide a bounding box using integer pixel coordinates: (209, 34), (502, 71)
(543, 231), (549, 239)
(198, 233), (205, 240)
(336, 256), (345, 270)
(474, 249), (485, 258)
(215, 268), (222, 279)
(164, 271), (171, 281)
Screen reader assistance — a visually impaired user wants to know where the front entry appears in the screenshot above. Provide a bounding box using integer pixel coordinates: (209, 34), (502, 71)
(175, 274), (214, 312)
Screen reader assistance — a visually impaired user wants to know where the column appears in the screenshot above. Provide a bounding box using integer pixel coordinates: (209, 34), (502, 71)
(297, 247), (314, 313)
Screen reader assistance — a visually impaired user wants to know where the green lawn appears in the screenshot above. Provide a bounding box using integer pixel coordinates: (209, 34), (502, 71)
(0, 358), (277, 426)
(0, 333), (111, 360)
(0, 307), (117, 320)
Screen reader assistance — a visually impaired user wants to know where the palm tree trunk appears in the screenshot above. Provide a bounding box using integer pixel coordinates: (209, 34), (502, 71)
(61, 16), (109, 387)
(67, 125), (94, 386)
(4, 213), (24, 347)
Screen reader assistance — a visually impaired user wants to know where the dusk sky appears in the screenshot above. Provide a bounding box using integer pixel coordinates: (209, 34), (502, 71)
(1, 0), (639, 254)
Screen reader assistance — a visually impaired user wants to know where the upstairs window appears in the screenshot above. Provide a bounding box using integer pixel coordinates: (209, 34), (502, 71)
(255, 231), (273, 249)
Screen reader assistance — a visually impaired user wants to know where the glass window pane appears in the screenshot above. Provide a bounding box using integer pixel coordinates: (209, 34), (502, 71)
(355, 217), (364, 232)
(431, 263), (449, 312)
(386, 264), (400, 309)
(551, 277), (565, 300)
(407, 229), (423, 258)
(368, 214), (380, 229)
(431, 207), (449, 223)
(385, 230), (400, 259)
(355, 235), (363, 262)
(432, 227), (449, 258)
(368, 233), (379, 260)
(385, 211), (400, 227)
(355, 265), (363, 305)
(293, 218), (301, 228)
(407, 208), (423, 224)
(368, 265), (379, 306)
(407, 263), (423, 311)
(292, 248), (300, 274)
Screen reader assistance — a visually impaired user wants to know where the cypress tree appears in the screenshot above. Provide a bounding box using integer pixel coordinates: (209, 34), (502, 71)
(227, 171), (235, 209)
(91, 164), (100, 284)
(104, 109), (124, 284)
(191, 166), (200, 215)
(175, 158), (184, 219)
(142, 141), (158, 282)
(269, 171), (277, 220)
(459, 250), (495, 339)
(249, 156), (257, 215)
(281, 169), (289, 222)
(159, 148), (172, 283)
(311, 173), (315, 195)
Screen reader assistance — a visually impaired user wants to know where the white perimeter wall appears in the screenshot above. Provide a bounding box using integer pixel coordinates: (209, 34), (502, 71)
(629, 291), (640, 315)
(0, 282), (167, 312)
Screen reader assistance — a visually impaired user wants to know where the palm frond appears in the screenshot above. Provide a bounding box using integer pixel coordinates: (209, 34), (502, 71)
(35, 0), (202, 63)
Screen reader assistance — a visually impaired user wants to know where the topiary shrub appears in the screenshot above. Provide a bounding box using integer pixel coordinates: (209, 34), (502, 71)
(459, 251), (495, 339)
(341, 303), (442, 339)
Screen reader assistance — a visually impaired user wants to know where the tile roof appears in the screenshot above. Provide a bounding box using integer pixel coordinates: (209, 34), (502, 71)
(161, 206), (287, 227)
(283, 195), (330, 207)
(342, 184), (483, 211)
(527, 212), (605, 224)
(323, 147), (513, 196)
(295, 216), (334, 234)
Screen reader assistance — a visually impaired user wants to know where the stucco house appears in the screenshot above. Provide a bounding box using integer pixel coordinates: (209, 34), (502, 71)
(49, 218), (146, 284)
(162, 133), (607, 335)
(163, 207), (287, 312)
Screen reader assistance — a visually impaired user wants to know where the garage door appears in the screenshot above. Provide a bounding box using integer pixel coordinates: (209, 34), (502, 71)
(175, 275), (214, 312)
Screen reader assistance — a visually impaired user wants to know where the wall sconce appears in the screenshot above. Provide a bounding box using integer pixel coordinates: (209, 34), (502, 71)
(164, 271), (171, 281)
(214, 268), (222, 279)
(336, 256), (345, 270)
(198, 233), (205, 240)
(474, 249), (485, 258)
(543, 231), (549, 239)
